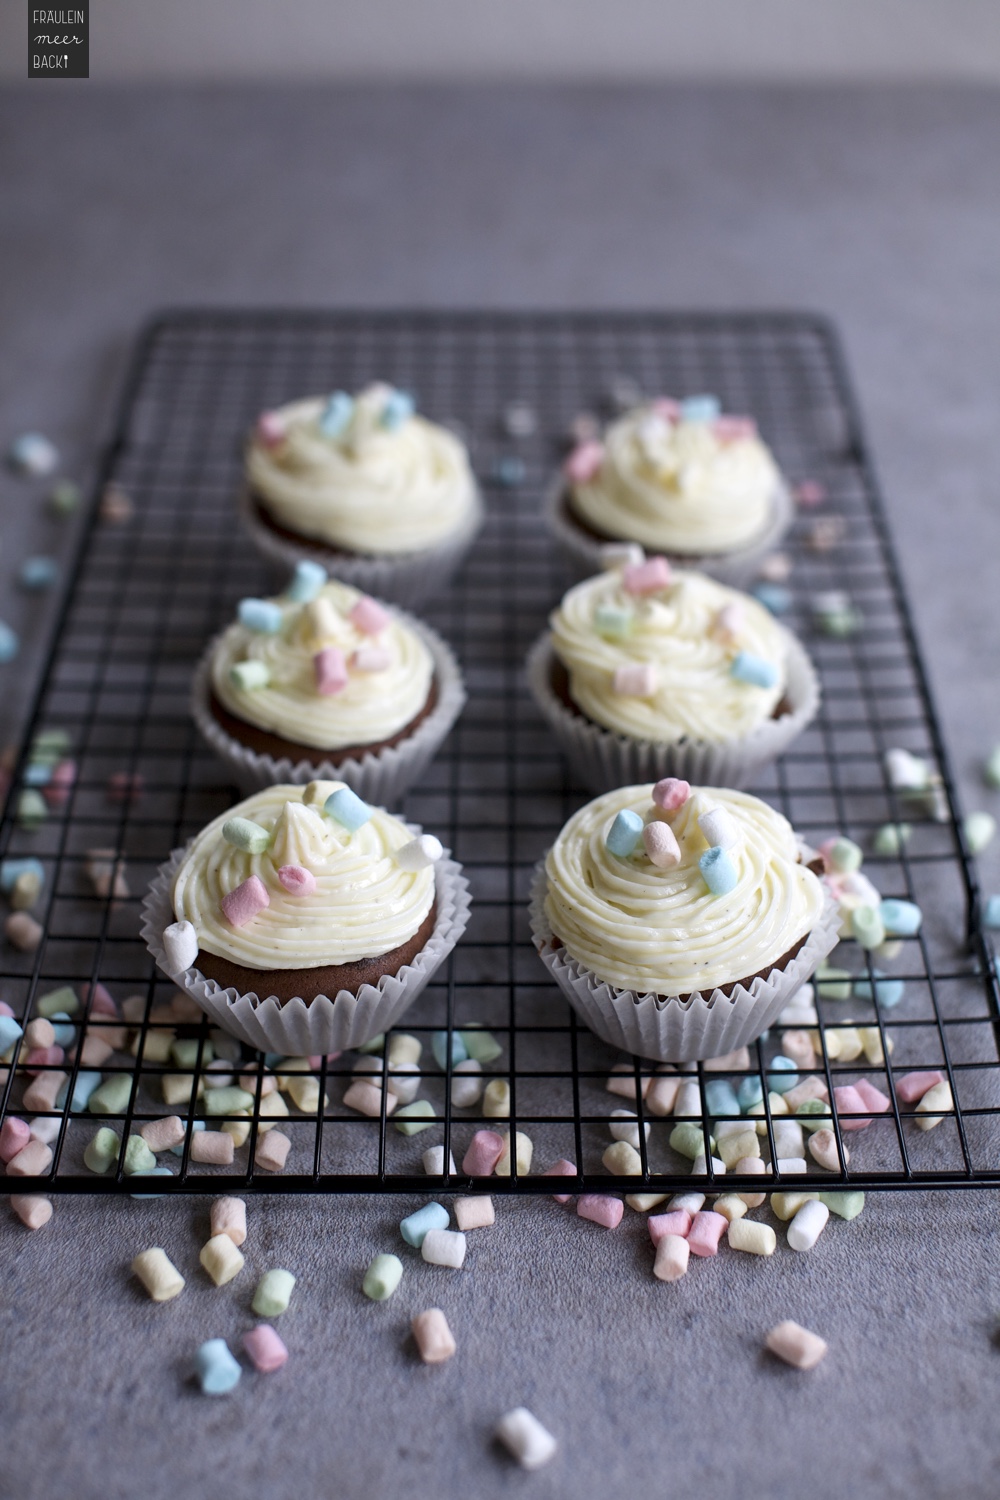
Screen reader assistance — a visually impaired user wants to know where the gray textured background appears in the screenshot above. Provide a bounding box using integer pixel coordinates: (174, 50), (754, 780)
(2, 85), (1000, 1500)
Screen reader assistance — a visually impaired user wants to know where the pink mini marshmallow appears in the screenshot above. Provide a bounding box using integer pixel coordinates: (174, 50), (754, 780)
(44, 758), (77, 809)
(896, 1070), (945, 1104)
(651, 397), (680, 421)
(711, 602), (743, 643)
(543, 1158), (578, 1203)
(817, 837), (839, 865)
(834, 1084), (873, 1131)
(613, 664), (657, 697)
(107, 770), (143, 804)
(314, 646), (348, 696)
(651, 777), (690, 812)
(853, 1079), (891, 1114)
(577, 1194), (624, 1230)
(0, 1001), (14, 1018)
(462, 1130), (505, 1176)
(643, 821), (680, 869)
(564, 440), (605, 484)
(349, 595), (391, 636)
(686, 1210), (729, 1257)
(220, 875), (270, 928)
(24, 1045), (64, 1074)
(85, 982), (119, 1017)
(795, 479), (826, 507)
(351, 645), (392, 673)
(243, 1324), (289, 1374)
(622, 556), (672, 596)
(713, 415), (757, 442)
(277, 865), (317, 897)
(0, 1116), (31, 1163)
(648, 1209), (693, 1246)
(256, 411), (286, 449)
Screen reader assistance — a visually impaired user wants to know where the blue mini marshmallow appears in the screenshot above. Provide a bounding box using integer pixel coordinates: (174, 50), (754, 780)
(431, 1029), (468, 1071)
(0, 622), (20, 663)
(880, 899), (922, 937)
(680, 394), (721, 423)
(493, 456), (526, 487)
(57, 1070), (102, 1112)
(195, 1338), (242, 1396)
(852, 971), (906, 1008)
(23, 763), (53, 787)
(0, 858), (44, 892)
(8, 432), (58, 476)
(324, 787), (372, 832)
(752, 584), (792, 616)
(705, 1079), (740, 1120)
(380, 388), (415, 430)
(49, 1013), (76, 1048)
(766, 1056), (799, 1094)
(699, 845), (738, 896)
(319, 391), (354, 438)
(606, 809), (644, 858)
(237, 598), (283, 634)
(730, 652), (779, 690)
(0, 1015), (24, 1053)
(985, 896), (1000, 930)
(19, 556), (59, 591)
(400, 1201), (450, 1248)
(737, 1075), (764, 1111)
(286, 560), (328, 603)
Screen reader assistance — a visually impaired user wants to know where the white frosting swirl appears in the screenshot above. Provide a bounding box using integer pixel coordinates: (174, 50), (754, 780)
(210, 580), (432, 751)
(570, 405), (781, 555)
(247, 391), (478, 555)
(173, 783), (435, 969)
(544, 784), (824, 994)
(550, 567), (788, 743)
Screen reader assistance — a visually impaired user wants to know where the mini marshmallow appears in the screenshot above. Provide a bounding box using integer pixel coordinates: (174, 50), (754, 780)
(286, 559), (327, 601)
(728, 1219), (776, 1256)
(686, 1210), (728, 1257)
(255, 1130), (291, 1171)
(222, 817), (271, 853)
(564, 440), (604, 484)
(767, 1320), (828, 1369)
(543, 1158), (578, 1202)
(253, 1269), (296, 1317)
(698, 804), (739, 849)
(495, 1408), (558, 1471)
(647, 1209), (692, 1246)
(132, 1248), (185, 1302)
(576, 1195), (623, 1229)
(200, 1234), (245, 1286)
(453, 1195), (494, 1230)
(700, 845), (738, 896)
(731, 651), (779, 689)
(257, 410), (287, 448)
(238, 598), (283, 634)
(314, 646), (348, 695)
(896, 1070), (945, 1103)
(482, 1079), (510, 1118)
(161, 920), (199, 974)
(643, 820), (680, 868)
(139, 1116), (186, 1154)
(422, 1146), (457, 1176)
(613, 664), (658, 697)
(916, 1080), (954, 1130)
(450, 1058), (483, 1108)
(787, 1199), (830, 1252)
(651, 777), (690, 812)
(711, 601), (744, 643)
(395, 834), (443, 870)
(277, 864), (317, 896)
(421, 1228), (466, 1268)
(463, 1131), (505, 1175)
(606, 809), (644, 856)
(324, 787), (371, 831)
(191, 1131), (235, 1165)
(220, 875), (270, 928)
(653, 1233), (690, 1283)
(195, 1339), (241, 1396)
(412, 1308), (457, 1364)
(243, 1325), (288, 1373)
(349, 596), (390, 636)
(622, 556), (671, 596)
(5, 912), (43, 951)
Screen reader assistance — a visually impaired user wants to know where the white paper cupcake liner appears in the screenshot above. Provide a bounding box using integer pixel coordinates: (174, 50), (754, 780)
(239, 485), (484, 608)
(529, 863), (841, 1063)
(545, 477), (795, 588)
(140, 836), (471, 1055)
(191, 610), (466, 804)
(525, 629), (820, 794)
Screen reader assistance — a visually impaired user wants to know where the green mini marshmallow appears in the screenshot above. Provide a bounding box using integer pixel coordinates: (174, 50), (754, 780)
(851, 905), (886, 951)
(872, 823), (912, 857)
(815, 965), (852, 1002)
(123, 1133), (157, 1175)
(37, 985), (79, 1019)
(16, 790), (48, 829)
(229, 661), (270, 692)
(203, 1086), (255, 1116)
(356, 1033), (385, 1056)
(828, 837), (863, 874)
(83, 1126), (120, 1174)
(30, 728), (71, 764)
(393, 1100), (437, 1135)
(171, 1037), (214, 1070)
(819, 1190), (866, 1220)
(964, 812), (996, 855)
(222, 817), (271, 854)
(795, 1099), (834, 1133)
(669, 1122), (709, 1161)
(252, 1268), (296, 1318)
(88, 1074), (133, 1116)
(362, 1254), (402, 1302)
(459, 1025), (503, 1065)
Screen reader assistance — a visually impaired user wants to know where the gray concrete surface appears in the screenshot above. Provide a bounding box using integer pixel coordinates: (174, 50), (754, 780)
(2, 84), (1000, 1500)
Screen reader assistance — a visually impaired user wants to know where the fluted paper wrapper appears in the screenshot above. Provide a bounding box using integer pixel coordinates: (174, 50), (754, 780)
(240, 486), (484, 608)
(529, 864), (841, 1063)
(526, 630), (820, 794)
(545, 478), (795, 589)
(191, 611), (465, 804)
(141, 840), (471, 1055)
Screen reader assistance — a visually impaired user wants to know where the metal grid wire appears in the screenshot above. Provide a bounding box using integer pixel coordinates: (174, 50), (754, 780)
(2, 308), (999, 1197)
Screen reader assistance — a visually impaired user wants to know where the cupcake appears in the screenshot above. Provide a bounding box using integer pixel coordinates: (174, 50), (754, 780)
(242, 384), (482, 606)
(191, 566), (465, 802)
(141, 781), (471, 1053)
(527, 557), (819, 793)
(529, 782), (839, 1062)
(549, 396), (792, 584)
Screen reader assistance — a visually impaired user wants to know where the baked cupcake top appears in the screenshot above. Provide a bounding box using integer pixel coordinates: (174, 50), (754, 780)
(544, 782), (825, 995)
(172, 782), (439, 971)
(247, 384), (477, 555)
(210, 569), (433, 752)
(564, 397), (781, 556)
(549, 558), (789, 744)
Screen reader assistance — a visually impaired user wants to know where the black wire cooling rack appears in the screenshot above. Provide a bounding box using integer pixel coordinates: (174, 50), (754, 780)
(2, 308), (999, 1198)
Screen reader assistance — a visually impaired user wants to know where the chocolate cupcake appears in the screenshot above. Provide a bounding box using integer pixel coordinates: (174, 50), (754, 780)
(141, 781), (471, 1053)
(527, 558), (818, 793)
(191, 566), (465, 804)
(549, 396), (792, 585)
(242, 385), (483, 607)
(529, 782), (839, 1062)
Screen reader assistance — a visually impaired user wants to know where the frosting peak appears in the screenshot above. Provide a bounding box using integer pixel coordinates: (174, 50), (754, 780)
(268, 800), (334, 871)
